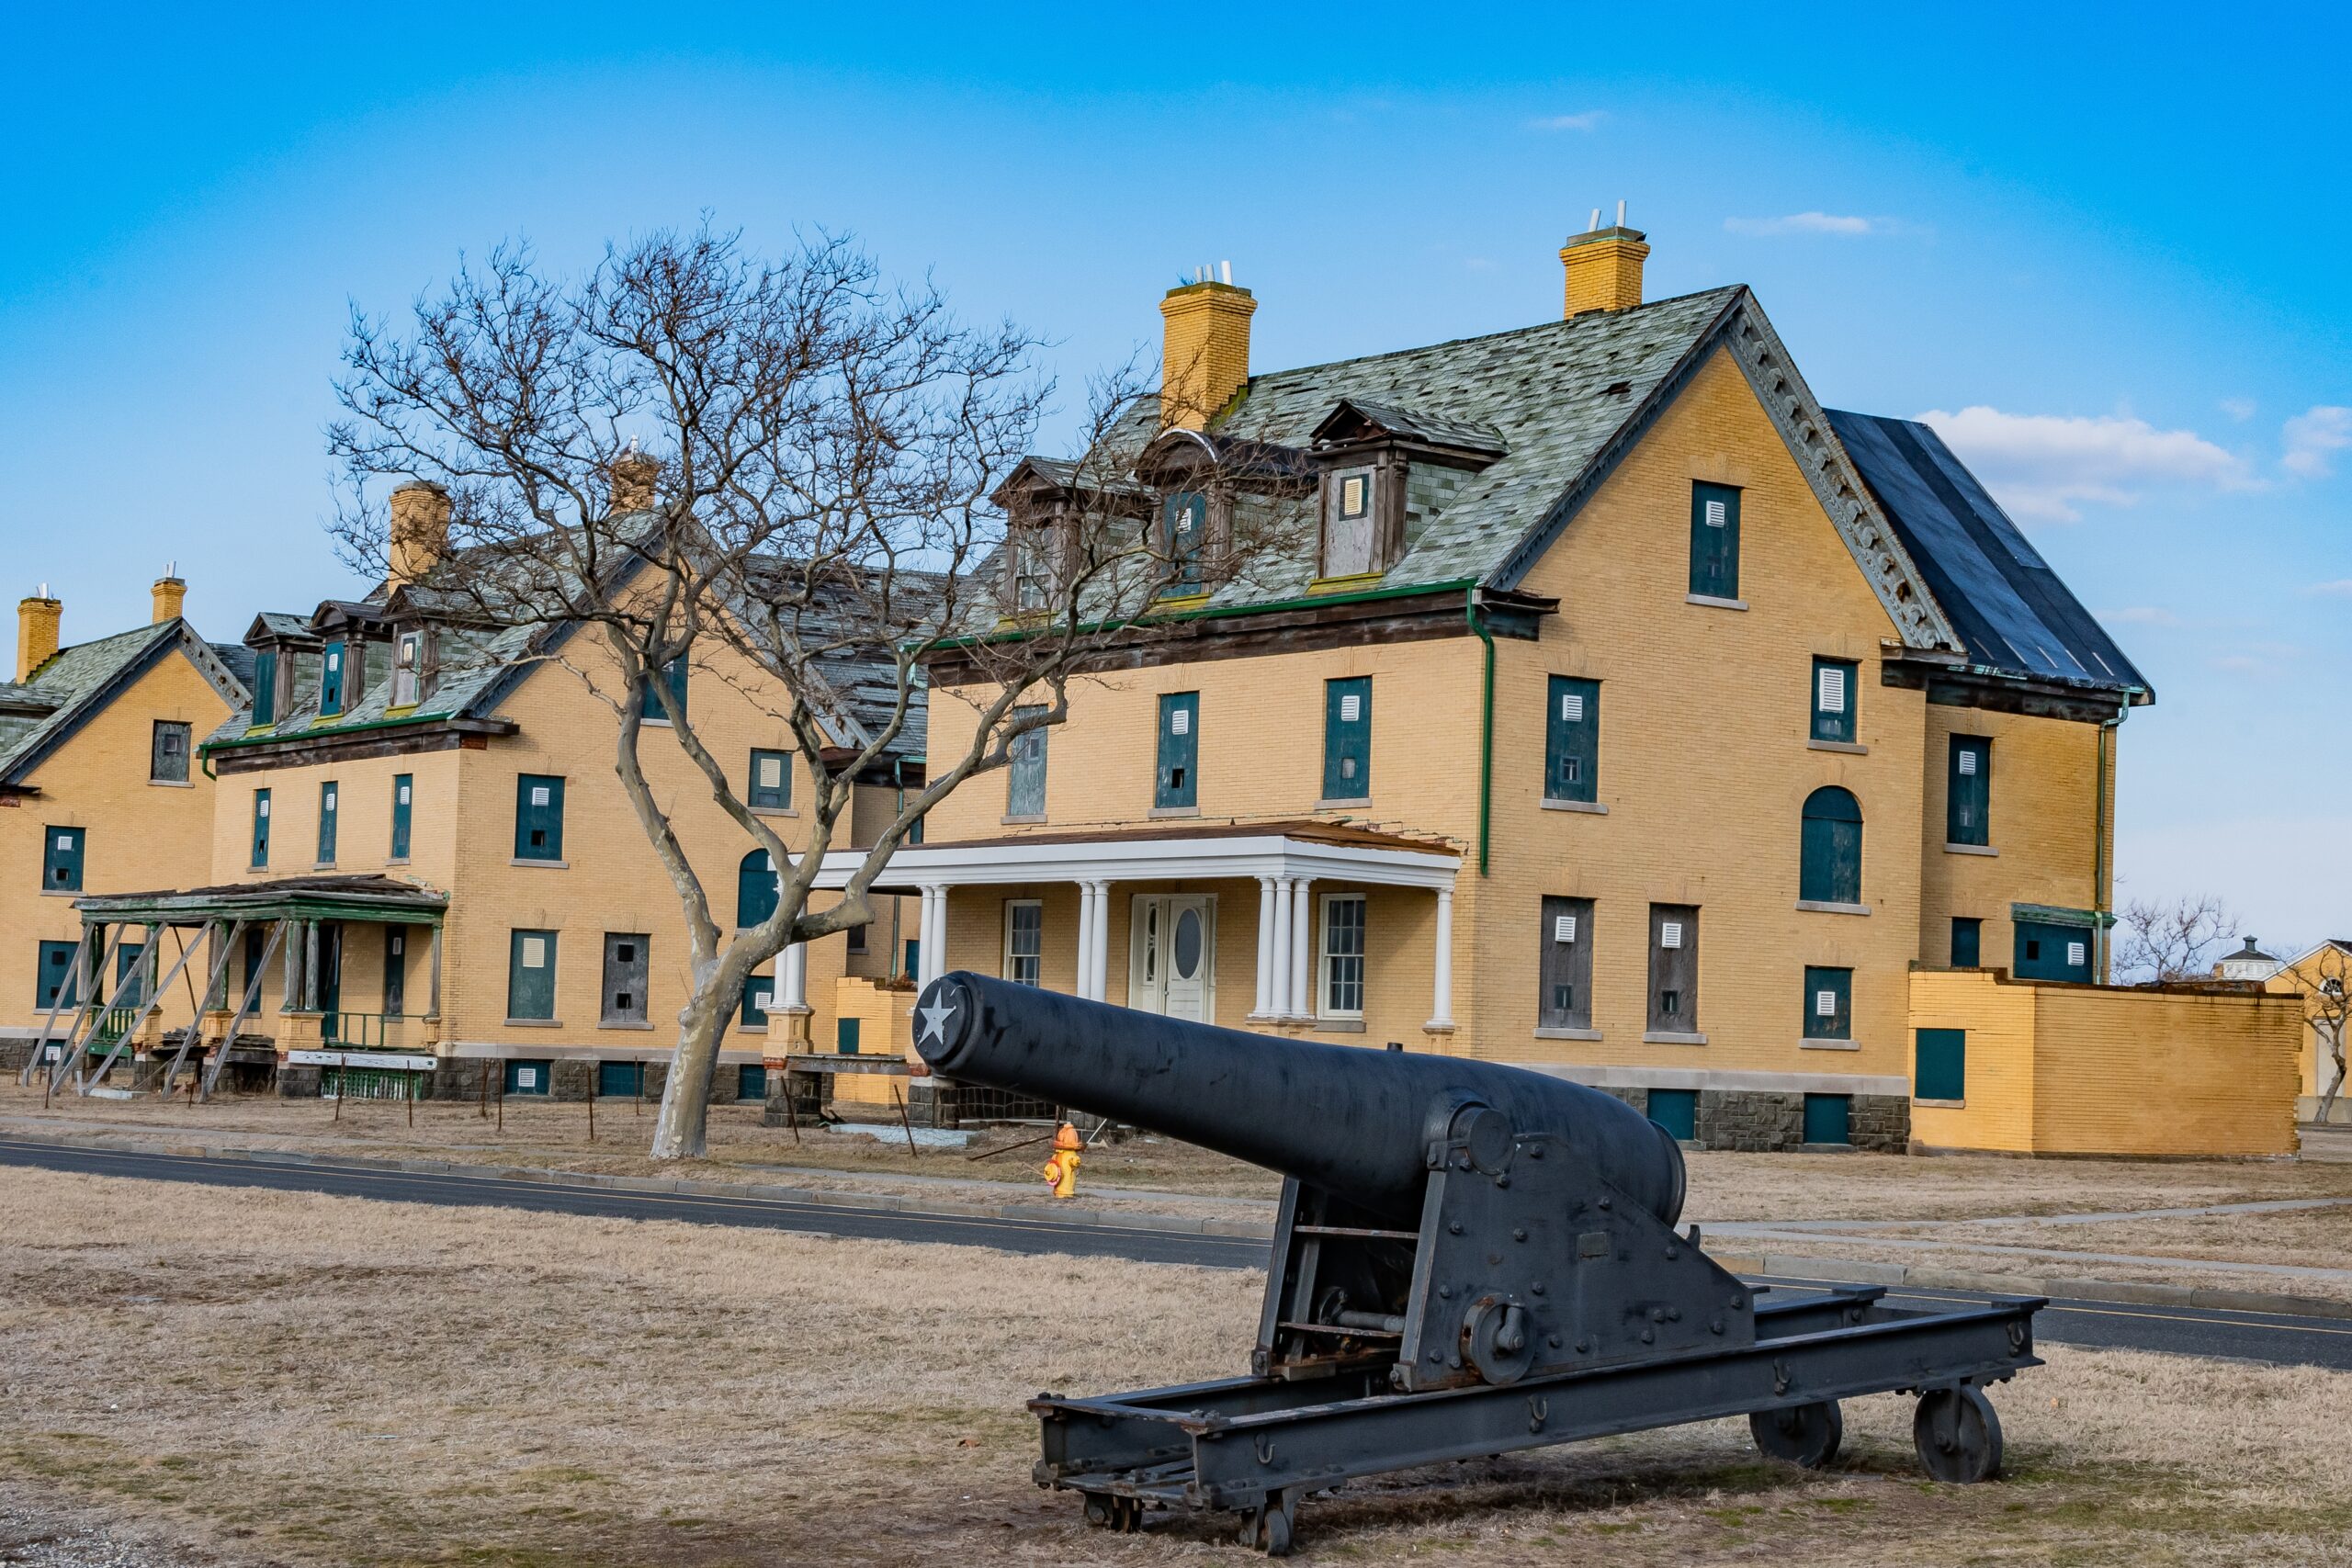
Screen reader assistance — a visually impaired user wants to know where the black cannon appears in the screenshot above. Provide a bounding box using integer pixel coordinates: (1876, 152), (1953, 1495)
(916, 973), (2038, 1554)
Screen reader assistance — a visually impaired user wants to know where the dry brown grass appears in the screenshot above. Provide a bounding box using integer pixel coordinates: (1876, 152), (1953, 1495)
(4, 1168), (2352, 1565)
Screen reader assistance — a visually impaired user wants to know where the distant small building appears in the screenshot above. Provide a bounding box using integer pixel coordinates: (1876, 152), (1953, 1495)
(2264, 941), (2352, 1124)
(2214, 936), (2283, 983)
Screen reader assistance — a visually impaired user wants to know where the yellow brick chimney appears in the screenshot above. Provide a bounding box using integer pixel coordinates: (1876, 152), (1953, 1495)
(151, 566), (186, 624)
(611, 444), (661, 514)
(1559, 208), (1650, 319)
(1158, 269), (1256, 431)
(17, 588), (61, 682)
(389, 480), (452, 585)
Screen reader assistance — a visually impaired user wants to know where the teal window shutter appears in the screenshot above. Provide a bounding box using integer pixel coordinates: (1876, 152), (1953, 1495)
(1646, 1088), (1697, 1142)
(251, 650), (277, 726)
(1005, 705), (1047, 817)
(1322, 677), (1372, 799)
(1689, 482), (1741, 600)
(736, 850), (779, 928)
(41, 827), (85, 892)
(316, 780), (339, 863)
(1544, 677), (1600, 803)
(1162, 493), (1208, 592)
(1156, 693), (1199, 808)
(2013, 918), (2092, 982)
(639, 656), (688, 721)
(36, 941), (80, 1010)
(741, 974), (774, 1027)
(1951, 917), (1982, 967)
(737, 1063), (767, 1100)
(514, 774), (565, 860)
(597, 1059), (643, 1098)
(1809, 658), (1858, 743)
(116, 942), (148, 1005)
(1802, 1093), (1851, 1145)
(150, 720), (190, 783)
(1915, 1028), (1966, 1100)
(1803, 965), (1853, 1040)
(1798, 786), (1863, 904)
(506, 929), (557, 1021)
(250, 790), (271, 868)
(504, 1058), (553, 1095)
(838, 1016), (863, 1055)
(319, 639), (345, 716)
(1947, 736), (1990, 845)
(749, 749), (792, 810)
(390, 773), (413, 860)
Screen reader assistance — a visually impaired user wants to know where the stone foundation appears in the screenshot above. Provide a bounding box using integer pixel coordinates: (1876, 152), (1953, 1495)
(1559, 1084), (1907, 1154)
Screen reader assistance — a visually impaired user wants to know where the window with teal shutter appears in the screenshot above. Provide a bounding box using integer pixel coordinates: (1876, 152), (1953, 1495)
(390, 773), (413, 860)
(251, 650), (277, 726)
(737, 1063), (768, 1100)
(1544, 677), (1600, 803)
(514, 774), (565, 861)
(504, 1058), (553, 1096)
(1005, 705), (1047, 818)
(116, 942), (147, 1006)
(639, 656), (689, 722)
(1156, 692), (1199, 808)
(2013, 919), (2092, 982)
(1688, 482), (1741, 600)
(1803, 1093), (1851, 1145)
(250, 790), (271, 869)
(737, 850), (780, 928)
(1161, 492), (1208, 592)
(319, 639), (345, 716)
(316, 780), (339, 863)
(1951, 917), (1982, 967)
(1798, 786), (1863, 904)
(741, 974), (773, 1027)
(41, 827), (84, 891)
(838, 1017), (863, 1055)
(748, 749), (791, 809)
(1322, 677), (1371, 800)
(1646, 1088), (1697, 1142)
(36, 941), (80, 1010)
(1803, 965), (1852, 1040)
(1947, 736), (1990, 845)
(1810, 658), (1858, 743)
(506, 929), (557, 1021)
(598, 1059), (644, 1098)
(1915, 1028), (1966, 1100)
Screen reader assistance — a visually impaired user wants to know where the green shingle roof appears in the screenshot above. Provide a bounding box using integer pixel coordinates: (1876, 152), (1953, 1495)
(2, 622), (248, 788)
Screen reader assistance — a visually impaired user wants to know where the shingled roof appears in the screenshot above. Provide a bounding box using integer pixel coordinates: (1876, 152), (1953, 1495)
(1, 621), (248, 791)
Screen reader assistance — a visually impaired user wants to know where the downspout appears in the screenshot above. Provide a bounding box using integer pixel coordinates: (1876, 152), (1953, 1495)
(2092, 701), (2127, 980)
(1466, 593), (1495, 877)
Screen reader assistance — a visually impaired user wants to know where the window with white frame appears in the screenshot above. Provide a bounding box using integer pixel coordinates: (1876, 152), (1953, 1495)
(1319, 893), (1366, 1017)
(1003, 899), (1044, 987)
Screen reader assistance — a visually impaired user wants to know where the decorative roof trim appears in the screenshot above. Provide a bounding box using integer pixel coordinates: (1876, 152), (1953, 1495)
(0, 625), (248, 789)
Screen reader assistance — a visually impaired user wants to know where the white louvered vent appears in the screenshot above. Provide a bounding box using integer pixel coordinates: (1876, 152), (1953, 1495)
(1816, 989), (1838, 1018)
(530, 786), (550, 807)
(257, 798), (270, 818)
(397, 784), (411, 805)
(1171, 708), (1190, 736)
(1339, 693), (1361, 723)
(1560, 693), (1584, 723)
(2067, 941), (2086, 967)
(521, 937), (547, 967)
(1660, 921), (1682, 950)
(515, 1066), (539, 1089)
(323, 787), (335, 808)
(1704, 499), (1727, 528)
(758, 757), (782, 788)
(1555, 914), (1577, 943)
(1958, 750), (1978, 775)
(1817, 666), (1846, 713)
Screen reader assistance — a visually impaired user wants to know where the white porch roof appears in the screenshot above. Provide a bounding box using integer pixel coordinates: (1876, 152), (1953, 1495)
(815, 820), (1461, 892)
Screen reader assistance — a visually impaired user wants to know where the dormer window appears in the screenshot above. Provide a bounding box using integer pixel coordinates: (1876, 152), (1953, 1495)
(1162, 491), (1209, 592)
(1307, 398), (1505, 586)
(390, 629), (424, 708)
(1322, 466), (1379, 578)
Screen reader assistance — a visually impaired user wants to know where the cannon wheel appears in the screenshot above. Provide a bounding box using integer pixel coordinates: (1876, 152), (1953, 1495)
(1082, 1494), (1144, 1532)
(1748, 1399), (1843, 1468)
(1913, 1386), (2003, 1483)
(1240, 1490), (1295, 1556)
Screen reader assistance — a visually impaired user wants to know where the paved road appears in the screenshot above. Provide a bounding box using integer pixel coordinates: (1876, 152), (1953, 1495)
(11, 1135), (2352, 1372)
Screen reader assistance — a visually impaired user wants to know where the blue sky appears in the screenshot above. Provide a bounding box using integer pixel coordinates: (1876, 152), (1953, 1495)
(4, 3), (2344, 947)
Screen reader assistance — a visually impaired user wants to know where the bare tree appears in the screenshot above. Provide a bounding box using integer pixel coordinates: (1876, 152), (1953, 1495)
(2290, 944), (2351, 1125)
(2113, 892), (2241, 984)
(329, 226), (1304, 1158)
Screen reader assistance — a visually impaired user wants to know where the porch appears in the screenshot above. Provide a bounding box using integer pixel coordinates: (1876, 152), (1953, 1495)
(21, 874), (448, 1100)
(818, 821), (1462, 1043)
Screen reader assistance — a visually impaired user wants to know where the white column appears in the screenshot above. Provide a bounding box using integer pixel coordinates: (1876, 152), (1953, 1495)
(918, 886), (945, 988)
(780, 941), (808, 1011)
(1252, 877), (1278, 1018)
(1426, 887), (1455, 1031)
(1087, 882), (1112, 1001)
(1289, 878), (1315, 1021)
(1267, 877), (1293, 1018)
(1074, 883), (1098, 1000)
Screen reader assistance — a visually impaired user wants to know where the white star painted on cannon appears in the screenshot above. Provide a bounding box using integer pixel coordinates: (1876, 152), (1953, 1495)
(917, 997), (957, 1046)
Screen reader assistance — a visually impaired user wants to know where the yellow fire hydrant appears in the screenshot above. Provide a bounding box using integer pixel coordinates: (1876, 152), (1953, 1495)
(1041, 1122), (1083, 1199)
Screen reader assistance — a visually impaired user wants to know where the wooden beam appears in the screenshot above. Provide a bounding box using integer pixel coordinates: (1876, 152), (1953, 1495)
(157, 919), (243, 1098)
(47, 923), (131, 1092)
(86, 921), (205, 1092)
(202, 919), (287, 1101)
(18, 926), (95, 1087)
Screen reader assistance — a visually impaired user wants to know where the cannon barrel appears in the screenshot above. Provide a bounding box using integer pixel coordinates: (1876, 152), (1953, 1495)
(914, 972), (1684, 1227)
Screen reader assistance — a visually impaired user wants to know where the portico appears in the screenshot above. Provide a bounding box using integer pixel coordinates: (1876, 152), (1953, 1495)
(821, 821), (1461, 1035)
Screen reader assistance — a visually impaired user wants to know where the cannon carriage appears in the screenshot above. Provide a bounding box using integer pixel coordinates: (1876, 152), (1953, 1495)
(915, 972), (2034, 1554)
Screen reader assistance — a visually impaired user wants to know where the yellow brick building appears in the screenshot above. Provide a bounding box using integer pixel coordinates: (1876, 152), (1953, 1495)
(890, 221), (2199, 1152)
(2, 576), (247, 1067)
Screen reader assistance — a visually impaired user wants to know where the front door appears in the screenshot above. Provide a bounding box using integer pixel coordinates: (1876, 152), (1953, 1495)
(1130, 895), (1216, 1021)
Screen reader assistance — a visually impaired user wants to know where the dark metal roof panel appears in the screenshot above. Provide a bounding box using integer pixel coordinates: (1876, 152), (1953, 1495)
(1826, 410), (2149, 696)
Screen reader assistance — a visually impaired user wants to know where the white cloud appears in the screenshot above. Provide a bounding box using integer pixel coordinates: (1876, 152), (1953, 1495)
(2309, 579), (2352, 599)
(1917, 405), (2251, 523)
(2102, 606), (2184, 626)
(2221, 397), (2256, 423)
(1527, 110), (1606, 131)
(1724, 212), (1880, 237)
(2283, 405), (2352, 478)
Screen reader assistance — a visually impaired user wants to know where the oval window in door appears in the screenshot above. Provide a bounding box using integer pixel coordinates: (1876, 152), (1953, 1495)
(1173, 908), (1203, 978)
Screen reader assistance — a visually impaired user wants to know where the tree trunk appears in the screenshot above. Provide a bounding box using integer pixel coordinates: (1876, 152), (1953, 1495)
(650, 981), (734, 1160)
(2318, 1022), (2347, 1128)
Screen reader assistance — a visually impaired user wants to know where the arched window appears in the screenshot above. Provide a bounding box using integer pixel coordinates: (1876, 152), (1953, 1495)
(737, 849), (779, 929)
(1799, 786), (1863, 905)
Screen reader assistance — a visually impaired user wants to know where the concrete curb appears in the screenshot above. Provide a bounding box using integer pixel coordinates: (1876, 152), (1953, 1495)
(17, 1125), (2352, 1322)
